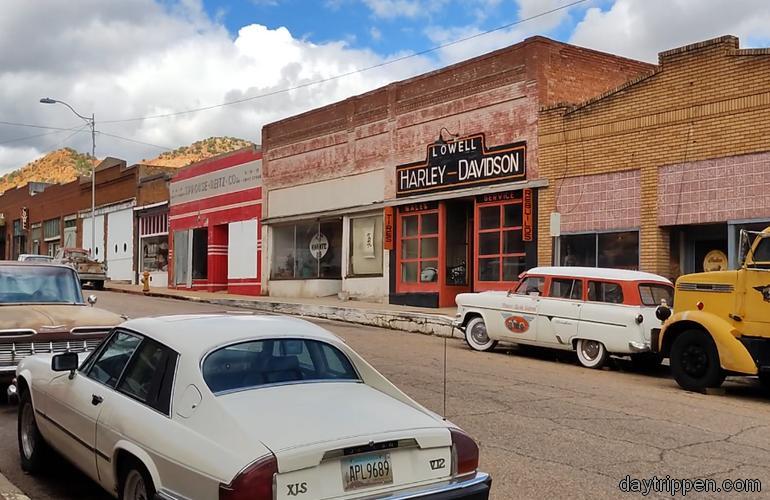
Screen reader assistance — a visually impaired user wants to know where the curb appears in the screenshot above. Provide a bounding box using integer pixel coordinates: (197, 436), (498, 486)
(107, 287), (459, 338)
(0, 472), (29, 500)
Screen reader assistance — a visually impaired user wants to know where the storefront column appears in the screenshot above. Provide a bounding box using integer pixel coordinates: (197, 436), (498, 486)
(640, 169), (670, 277)
(208, 224), (228, 292)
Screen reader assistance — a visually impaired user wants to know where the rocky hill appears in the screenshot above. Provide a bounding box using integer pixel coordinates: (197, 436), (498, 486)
(0, 136), (255, 193)
(145, 137), (255, 167)
(0, 148), (96, 193)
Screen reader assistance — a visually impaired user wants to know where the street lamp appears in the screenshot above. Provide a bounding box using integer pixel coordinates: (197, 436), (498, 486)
(39, 98), (96, 257)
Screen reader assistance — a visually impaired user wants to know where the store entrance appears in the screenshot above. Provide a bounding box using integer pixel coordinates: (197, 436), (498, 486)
(442, 200), (472, 304)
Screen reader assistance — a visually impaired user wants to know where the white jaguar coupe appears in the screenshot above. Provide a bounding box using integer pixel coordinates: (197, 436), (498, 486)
(16, 314), (491, 500)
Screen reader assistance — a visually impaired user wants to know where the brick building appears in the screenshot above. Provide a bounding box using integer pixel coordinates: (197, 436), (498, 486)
(262, 36), (652, 307)
(0, 159), (175, 283)
(538, 36), (770, 278)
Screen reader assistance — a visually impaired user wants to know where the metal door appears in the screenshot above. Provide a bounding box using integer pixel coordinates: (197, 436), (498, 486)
(106, 209), (134, 281)
(174, 230), (191, 286)
(82, 215), (105, 261)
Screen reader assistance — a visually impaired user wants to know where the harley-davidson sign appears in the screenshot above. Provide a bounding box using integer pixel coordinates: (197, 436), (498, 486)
(396, 134), (526, 197)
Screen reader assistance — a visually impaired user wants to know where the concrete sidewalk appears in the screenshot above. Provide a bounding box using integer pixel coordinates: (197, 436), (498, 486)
(0, 472), (29, 500)
(106, 284), (458, 337)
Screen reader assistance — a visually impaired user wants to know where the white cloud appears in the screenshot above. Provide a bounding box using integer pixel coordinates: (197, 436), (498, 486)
(0, 146), (45, 175)
(370, 26), (383, 41)
(569, 0), (770, 62)
(0, 0), (432, 169)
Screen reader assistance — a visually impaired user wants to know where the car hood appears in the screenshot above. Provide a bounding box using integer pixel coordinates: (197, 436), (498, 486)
(0, 304), (122, 331)
(219, 382), (449, 472)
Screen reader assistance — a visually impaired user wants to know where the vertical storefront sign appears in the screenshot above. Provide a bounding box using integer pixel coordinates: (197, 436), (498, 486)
(522, 189), (533, 242)
(383, 206), (394, 250)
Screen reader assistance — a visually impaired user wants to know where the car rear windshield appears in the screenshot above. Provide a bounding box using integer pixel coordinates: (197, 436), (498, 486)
(202, 338), (360, 394)
(0, 266), (82, 304)
(638, 283), (674, 307)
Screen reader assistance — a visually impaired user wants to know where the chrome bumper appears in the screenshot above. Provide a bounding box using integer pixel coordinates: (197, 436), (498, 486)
(362, 472), (491, 500)
(628, 341), (651, 353)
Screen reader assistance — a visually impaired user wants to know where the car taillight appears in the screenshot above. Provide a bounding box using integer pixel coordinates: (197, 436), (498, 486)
(219, 453), (278, 500)
(450, 428), (479, 477)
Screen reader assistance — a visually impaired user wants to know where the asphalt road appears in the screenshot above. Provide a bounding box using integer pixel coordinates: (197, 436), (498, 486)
(3, 291), (770, 499)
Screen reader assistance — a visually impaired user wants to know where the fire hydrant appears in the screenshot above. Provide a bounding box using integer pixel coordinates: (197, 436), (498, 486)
(141, 271), (151, 294)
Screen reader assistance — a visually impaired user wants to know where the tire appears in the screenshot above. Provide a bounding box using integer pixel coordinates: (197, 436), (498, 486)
(18, 388), (49, 473)
(575, 339), (609, 369)
(119, 458), (156, 500)
(630, 352), (663, 372)
(93, 280), (105, 291)
(670, 329), (725, 391)
(464, 316), (497, 352)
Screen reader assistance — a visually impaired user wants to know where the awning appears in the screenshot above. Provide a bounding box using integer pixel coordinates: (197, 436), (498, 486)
(386, 178), (548, 207)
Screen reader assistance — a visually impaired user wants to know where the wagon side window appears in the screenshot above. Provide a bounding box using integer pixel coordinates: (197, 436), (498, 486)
(549, 278), (583, 300)
(516, 276), (544, 296)
(588, 281), (624, 304)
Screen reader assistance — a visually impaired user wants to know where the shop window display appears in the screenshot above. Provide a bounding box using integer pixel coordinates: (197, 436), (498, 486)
(560, 231), (639, 270)
(271, 220), (342, 279)
(349, 216), (383, 277)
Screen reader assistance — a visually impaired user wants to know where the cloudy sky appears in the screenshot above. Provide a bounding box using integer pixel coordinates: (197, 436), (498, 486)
(1, 0), (769, 174)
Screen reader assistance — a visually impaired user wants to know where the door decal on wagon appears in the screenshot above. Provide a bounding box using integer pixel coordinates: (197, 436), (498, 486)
(754, 284), (770, 302)
(502, 314), (531, 333)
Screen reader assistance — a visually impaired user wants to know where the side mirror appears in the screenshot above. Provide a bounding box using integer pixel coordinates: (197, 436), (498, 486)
(87, 295), (97, 306)
(52, 352), (79, 374)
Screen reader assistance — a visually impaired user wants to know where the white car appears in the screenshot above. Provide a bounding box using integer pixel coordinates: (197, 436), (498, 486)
(16, 314), (491, 500)
(454, 267), (673, 369)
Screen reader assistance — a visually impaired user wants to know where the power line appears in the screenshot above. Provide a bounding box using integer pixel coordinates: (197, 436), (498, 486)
(0, 126), (84, 146)
(101, 0), (588, 124)
(0, 120), (78, 131)
(0, 125), (90, 172)
(96, 131), (173, 151)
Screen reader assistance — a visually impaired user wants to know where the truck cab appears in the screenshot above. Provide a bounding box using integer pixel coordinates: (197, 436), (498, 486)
(655, 227), (770, 391)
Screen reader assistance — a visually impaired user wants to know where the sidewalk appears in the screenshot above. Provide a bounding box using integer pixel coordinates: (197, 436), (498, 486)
(0, 472), (29, 500)
(106, 283), (459, 338)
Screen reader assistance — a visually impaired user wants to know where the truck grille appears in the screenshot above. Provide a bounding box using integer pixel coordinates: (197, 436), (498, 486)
(0, 339), (102, 368)
(677, 282), (734, 293)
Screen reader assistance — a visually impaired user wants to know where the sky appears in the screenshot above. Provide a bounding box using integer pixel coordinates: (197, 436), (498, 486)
(1, 0), (769, 174)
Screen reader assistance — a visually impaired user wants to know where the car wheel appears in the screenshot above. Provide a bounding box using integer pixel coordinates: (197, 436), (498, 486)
(670, 329), (724, 391)
(630, 352), (663, 372)
(18, 388), (48, 473)
(575, 339), (608, 369)
(119, 459), (156, 500)
(464, 317), (497, 352)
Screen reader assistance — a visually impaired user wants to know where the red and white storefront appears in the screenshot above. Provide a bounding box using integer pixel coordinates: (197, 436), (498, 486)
(168, 147), (263, 295)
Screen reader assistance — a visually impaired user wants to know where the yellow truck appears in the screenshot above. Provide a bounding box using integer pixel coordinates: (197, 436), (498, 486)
(654, 228), (770, 391)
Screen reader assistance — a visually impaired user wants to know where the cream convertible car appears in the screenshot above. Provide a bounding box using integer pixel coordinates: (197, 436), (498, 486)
(16, 315), (491, 500)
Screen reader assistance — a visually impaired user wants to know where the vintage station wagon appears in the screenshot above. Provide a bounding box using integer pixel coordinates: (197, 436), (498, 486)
(454, 267), (673, 369)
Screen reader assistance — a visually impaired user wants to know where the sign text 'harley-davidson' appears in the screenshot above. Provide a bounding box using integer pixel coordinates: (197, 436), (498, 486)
(396, 134), (526, 197)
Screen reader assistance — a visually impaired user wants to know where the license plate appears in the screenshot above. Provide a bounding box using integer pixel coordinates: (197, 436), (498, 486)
(341, 453), (393, 491)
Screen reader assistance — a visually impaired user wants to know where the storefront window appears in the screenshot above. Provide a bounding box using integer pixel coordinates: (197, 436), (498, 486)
(349, 216), (383, 277)
(560, 231), (639, 270)
(399, 210), (439, 284)
(476, 199), (526, 283)
(141, 236), (169, 272)
(271, 220), (343, 280)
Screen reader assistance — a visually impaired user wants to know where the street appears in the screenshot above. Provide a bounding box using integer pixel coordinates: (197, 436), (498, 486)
(3, 292), (770, 499)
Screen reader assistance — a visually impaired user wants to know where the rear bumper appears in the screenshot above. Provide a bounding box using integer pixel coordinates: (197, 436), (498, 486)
(78, 273), (106, 281)
(365, 472), (491, 500)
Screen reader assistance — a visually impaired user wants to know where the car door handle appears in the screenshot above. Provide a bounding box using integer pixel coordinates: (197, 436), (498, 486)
(91, 394), (103, 406)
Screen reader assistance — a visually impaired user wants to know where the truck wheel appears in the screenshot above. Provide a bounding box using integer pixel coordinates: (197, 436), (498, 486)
(464, 317), (497, 352)
(576, 339), (608, 368)
(93, 281), (105, 290)
(670, 329), (724, 391)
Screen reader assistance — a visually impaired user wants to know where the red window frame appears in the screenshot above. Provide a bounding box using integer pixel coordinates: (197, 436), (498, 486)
(474, 197), (526, 291)
(396, 206), (441, 293)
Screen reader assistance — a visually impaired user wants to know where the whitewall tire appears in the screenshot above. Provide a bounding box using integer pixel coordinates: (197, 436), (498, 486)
(576, 339), (608, 368)
(465, 316), (497, 352)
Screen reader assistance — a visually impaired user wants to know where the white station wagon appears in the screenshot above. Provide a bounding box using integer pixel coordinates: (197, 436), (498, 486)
(16, 315), (491, 500)
(454, 267), (673, 369)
